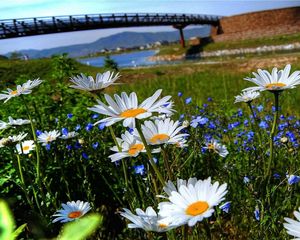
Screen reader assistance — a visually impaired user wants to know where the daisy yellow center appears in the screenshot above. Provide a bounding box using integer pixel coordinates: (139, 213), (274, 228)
(158, 223), (168, 228)
(120, 108), (147, 118)
(68, 211), (82, 219)
(150, 134), (170, 143)
(207, 143), (215, 150)
(46, 136), (52, 142)
(10, 90), (18, 95)
(186, 201), (209, 216)
(265, 83), (286, 89)
(23, 146), (30, 151)
(128, 143), (144, 155)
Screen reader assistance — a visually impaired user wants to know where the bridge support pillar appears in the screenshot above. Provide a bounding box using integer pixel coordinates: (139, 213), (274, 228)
(173, 24), (188, 48)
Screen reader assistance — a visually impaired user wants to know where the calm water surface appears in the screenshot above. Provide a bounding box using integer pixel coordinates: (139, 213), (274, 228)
(77, 50), (180, 68)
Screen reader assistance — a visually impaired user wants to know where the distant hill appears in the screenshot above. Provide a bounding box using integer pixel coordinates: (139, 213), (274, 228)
(7, 27), (210, 59)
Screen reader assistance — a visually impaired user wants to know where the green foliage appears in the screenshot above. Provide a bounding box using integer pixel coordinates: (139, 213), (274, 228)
(0, 200), (14, 240)
(103, 55), (119, 71)
(51, 53), (79, 81)
(59, 214), (103, 240)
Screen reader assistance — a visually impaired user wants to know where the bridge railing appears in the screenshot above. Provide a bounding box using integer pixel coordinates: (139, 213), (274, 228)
(0, 13), (221, 39)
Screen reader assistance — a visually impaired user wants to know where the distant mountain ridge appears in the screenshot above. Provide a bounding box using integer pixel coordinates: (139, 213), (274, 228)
(8, 27), (210, 59)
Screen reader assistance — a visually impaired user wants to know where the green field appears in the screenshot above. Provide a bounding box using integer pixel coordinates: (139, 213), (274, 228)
(2, 49), (300, 239)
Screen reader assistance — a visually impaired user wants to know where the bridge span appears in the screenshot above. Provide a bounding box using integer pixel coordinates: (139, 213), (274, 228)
(0, 13), (223, 47)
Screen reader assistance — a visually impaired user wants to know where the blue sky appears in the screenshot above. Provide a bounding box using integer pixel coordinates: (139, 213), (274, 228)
(1, 0), (300, 54)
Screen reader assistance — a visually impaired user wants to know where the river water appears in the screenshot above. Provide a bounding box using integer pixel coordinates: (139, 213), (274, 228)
(77, 50), (179, 68)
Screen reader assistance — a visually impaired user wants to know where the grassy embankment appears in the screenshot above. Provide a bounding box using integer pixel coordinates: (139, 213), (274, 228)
(157, 32), (300, 56)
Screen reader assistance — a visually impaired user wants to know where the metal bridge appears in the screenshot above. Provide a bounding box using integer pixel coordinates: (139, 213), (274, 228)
(0, 13), (222, 47)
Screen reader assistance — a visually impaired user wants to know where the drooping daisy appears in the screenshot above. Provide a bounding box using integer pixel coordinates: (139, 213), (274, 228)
(243, 64), (300, 92)
(0, 132), (28, 147)
(203, 139), (229, 158)
(0, 120), (9, 130)
(70, 71), (120, 92)
(284, 208), (300, 239)
(135, 118), (188, 146)
(16, 140), (35, 154)
(37, 130), (60, 146)
(158, 177), (228, 227)
(52, 200), (91, 223)
(8, 116), (30, 126)
(0, 79), (43, 103)
(109, 131), (160, 162)
(88, 89), (172, 128)
(60, 131), (79, 140)
(120, 206), (179, 232)
(234, 90), (260, 103)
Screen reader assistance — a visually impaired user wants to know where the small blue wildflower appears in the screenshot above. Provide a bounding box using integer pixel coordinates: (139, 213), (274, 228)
(66, 145), (72, 150)
(128, 128), (134, 134)
(62, 128), (68, 136)
(153, 157), (158, 164)
(201, 147), (207, 153)
(134, 165), (145, 175)
(36, 130), (42, 136)
(190, 116), (208, 128)
(85, 123), (93, 132)
(273, 173), (280, 179)
(179, 114), (185, 120)
(237, 109), (243, 117)
(98, 122), (106, 130)
(256, 105), (263, 112)
(259, 121), (268, 129)
(287, 175), (300, 185)
(46, 144), (51, 151)
(207, 97), (213, 102)
(75, 124), (81, 131)
(185, 97), (192, 104)
(178, 92), (183, 97)
(244, 119), (249, 126)
(82, 152), (89, 159)
(74, 141), (82, 149)
(55, 118), (59, 123)
(219, 202), (231, 213)
(208, 122), (216, 129)
(254, 207), (260, 221)
(92, 114), (99, 119)
(234, 139), (238, 145)
(67, 113), (73, 119)
(265, 115), (272, 121)
(203, 103), (208, 108)
(243, 176), (250, 184)
(92, 142), (99, 149)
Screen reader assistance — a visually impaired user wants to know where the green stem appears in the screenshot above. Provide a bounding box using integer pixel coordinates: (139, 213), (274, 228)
(108, 126), (129, 188)
(162, 147), (172, 180)
(266, 92), (279, 180)
(136, 120), (165, 186)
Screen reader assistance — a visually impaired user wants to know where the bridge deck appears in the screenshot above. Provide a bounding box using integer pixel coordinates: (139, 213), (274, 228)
(0, 13), (221, 39)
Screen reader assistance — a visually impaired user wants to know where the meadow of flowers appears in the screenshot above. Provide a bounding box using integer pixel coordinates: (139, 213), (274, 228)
(2, 61), (300, 239)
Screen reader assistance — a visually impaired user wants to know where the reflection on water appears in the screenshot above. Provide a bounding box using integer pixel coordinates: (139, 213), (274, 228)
(77, 50), (179, 68)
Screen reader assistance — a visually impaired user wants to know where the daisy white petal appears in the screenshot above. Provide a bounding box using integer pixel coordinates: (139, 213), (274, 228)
(244, 64), (300, 92)
(70, 71), (120, 91)
(16, 140), (35, 154)
(88, 89), (172, 128)
(37, 130), (60, 146)
(284, 208), (300, 239)
(234, 90), (260, 103)
(158, 177), (228, 227)
(203, 139), (228, 158)
(52, 200), (91, 223)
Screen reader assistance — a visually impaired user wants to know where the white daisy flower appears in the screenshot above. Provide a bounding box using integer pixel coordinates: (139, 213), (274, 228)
(88, 89), (172, 128)
(158, 177), (228, 227)
(37, 130), (60, 146)
(0, 132), (28, 147)
(243, 64), (300, 92)
(157, 178), (198, 199)
(120, 206), (178, 232)
(284, 208), (300, 239)
(52, 200), (91, 223)
(109, 131), (160, 162)
(70, 71), (120, 92)
(135, 118), (188, 146)
(0, 79), (43, 103)
(0, 120), (10, 130)
(234, 90), (260, 103)
(151, 101), (175, 121)
(203, 140), (229, 158)
(8, 116), (30, 126)
(16, 140), (35, 154)
(60, 131), (79, 140)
